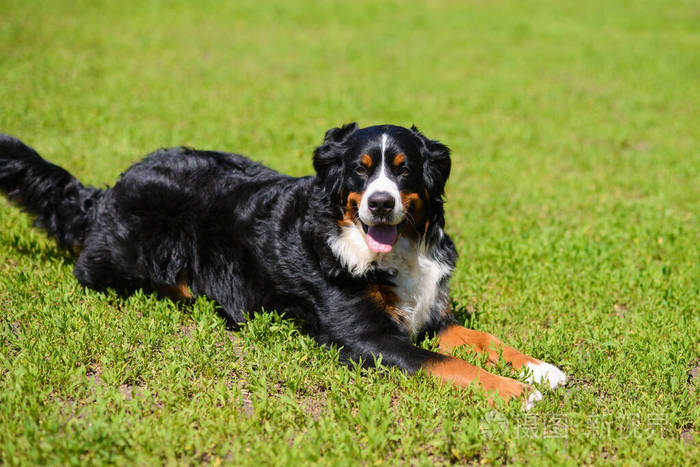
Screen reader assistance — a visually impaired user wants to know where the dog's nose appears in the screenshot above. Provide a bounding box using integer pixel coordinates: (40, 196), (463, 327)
(368, 192), (395, 217)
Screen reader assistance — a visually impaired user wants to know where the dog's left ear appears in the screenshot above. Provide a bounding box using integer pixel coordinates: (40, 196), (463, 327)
(313, 123), (358, 199)
(411, 125), (451, 199)
(411, 125), (451, 235)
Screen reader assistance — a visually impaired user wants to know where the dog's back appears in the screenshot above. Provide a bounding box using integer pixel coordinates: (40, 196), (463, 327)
(0, 137), (315, 322)
(71, 145), (305, 309)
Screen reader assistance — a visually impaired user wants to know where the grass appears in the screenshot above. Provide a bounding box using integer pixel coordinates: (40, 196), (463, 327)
(0, 0), (698, 464)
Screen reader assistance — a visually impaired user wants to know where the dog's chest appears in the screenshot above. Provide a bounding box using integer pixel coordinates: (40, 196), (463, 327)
(374, 238), (451, 334)
(329, 225), (453, 334)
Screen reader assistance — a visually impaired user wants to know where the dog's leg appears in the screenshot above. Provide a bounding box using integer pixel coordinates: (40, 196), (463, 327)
(424, 354), (542, 409)
(437, 325), (567, 389)
(160, 271), (193, 301)
(160, 280), (193, 301)
(336, 332), (540, 408)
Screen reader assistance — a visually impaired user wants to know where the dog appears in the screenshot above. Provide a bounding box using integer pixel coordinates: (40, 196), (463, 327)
(0, 124), (566, 408)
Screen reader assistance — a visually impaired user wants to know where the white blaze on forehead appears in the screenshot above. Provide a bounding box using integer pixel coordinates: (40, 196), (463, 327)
(358, 133), (403, 225)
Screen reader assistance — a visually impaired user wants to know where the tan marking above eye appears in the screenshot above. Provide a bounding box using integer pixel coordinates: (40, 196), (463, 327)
(361, 154), (373, 168)
(393, 153), (406, 166)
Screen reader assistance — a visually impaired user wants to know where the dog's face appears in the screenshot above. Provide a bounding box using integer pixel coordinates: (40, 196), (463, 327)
(314, 124), (451, 254)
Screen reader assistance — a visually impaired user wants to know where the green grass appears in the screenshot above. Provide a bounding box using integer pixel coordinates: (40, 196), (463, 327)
(1, 0), (698, 464)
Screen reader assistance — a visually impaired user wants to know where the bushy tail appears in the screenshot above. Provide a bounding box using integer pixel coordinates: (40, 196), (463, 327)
(0, 134), (103, 251)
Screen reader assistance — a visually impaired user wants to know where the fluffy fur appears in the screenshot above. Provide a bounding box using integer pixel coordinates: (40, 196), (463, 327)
(0, 124), (566, 406)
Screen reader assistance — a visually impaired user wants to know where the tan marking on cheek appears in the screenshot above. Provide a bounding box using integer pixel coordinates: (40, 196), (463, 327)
(338, 191), (364, 227)
(361, 154), (373, 168)
(400, 192), (425, 218)
(393, 153), (405, 166)
(399, 192), (427, 239)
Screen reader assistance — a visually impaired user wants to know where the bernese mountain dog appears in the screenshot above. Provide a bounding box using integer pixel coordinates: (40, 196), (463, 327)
(0, 124), (566, 408)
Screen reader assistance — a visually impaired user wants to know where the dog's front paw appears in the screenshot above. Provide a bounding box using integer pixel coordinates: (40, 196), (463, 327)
(521, 360), (567, 389)
(481, 374), (542, 411)
(524, 389), (543, 411)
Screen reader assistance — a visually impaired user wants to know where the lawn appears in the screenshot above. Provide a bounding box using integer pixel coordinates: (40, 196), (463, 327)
(0, 0), (698, 464)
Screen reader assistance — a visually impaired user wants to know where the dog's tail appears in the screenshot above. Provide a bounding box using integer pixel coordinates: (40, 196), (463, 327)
(0, 134), (103, 251)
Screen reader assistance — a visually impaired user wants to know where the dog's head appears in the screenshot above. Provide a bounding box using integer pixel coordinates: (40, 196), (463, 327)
(313, 123), (450, 253)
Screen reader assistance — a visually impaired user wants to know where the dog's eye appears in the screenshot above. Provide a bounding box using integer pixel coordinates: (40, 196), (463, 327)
(355, 166), (367, 176)
(399, 166), (410, 176)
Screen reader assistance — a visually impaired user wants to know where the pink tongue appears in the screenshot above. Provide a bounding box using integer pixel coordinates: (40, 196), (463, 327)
(366, 224), (398, 253)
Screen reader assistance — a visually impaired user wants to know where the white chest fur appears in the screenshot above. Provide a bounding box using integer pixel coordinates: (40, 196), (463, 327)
(329, 224), (453, 334)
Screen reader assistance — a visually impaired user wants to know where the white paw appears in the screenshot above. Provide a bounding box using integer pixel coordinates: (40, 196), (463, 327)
(522, 361), (567, 389)
(524, 389), (543, 411)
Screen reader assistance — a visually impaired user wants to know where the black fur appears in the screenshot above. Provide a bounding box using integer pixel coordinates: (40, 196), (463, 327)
(0, 125), (459, 374)
(0, 135), (102, 250)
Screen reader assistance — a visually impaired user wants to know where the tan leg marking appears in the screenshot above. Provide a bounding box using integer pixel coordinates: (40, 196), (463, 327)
(161, 272), (193, 300)
(437, 324), (538, 369)
(424, 356), (533, 404)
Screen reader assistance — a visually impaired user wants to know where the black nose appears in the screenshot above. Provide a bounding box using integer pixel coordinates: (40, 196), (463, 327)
(368, 192), (395, 217)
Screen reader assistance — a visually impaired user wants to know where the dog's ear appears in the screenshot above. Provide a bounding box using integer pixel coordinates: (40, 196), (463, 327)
(411, 125), (451, 200)
(313, 123), (358, 199)
(411, 125), (451, 234)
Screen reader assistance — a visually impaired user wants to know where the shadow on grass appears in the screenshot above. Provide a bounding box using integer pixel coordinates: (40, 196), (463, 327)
(451, 298), (481, 329)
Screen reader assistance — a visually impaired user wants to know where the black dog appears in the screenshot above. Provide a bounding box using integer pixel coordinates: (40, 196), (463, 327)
(0, 124), (566, 407)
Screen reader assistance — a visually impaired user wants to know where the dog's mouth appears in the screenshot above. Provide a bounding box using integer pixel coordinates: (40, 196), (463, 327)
(361, 222), (399, 253)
